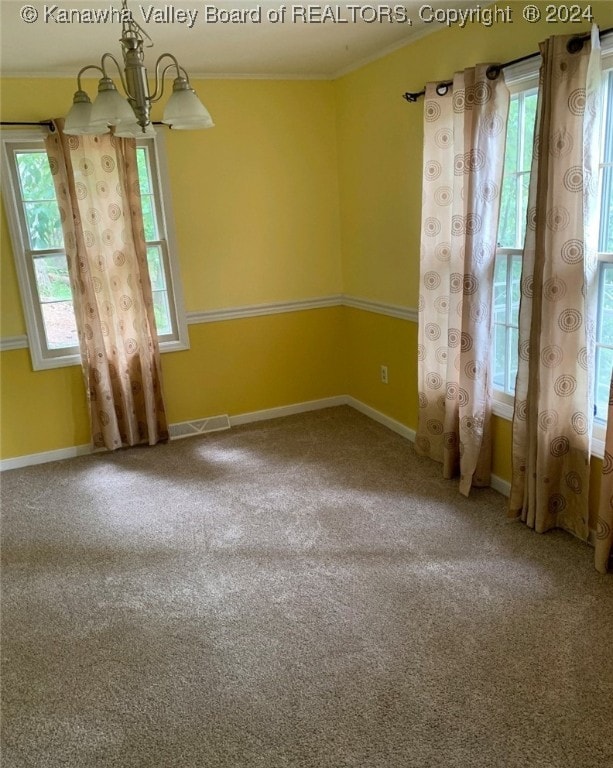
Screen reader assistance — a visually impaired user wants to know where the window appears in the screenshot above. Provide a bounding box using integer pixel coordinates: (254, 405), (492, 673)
(493, 86), (538, 396)
(1, 129), (188, 370)
(595, 67), (613, 422)
(493, 52), (613, 440)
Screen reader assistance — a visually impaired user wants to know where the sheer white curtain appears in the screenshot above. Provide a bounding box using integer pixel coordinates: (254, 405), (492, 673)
(416, 66), (509, 496)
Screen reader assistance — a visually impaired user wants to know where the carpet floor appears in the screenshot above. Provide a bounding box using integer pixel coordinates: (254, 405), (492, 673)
(1, 406), (612, 767)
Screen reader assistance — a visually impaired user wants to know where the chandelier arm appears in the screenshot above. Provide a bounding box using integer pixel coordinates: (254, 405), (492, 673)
(150, 63), (180, 104)
(150, 53), (186, 102)
(76, 65), (105, 91)
(100, 52), (131, 98)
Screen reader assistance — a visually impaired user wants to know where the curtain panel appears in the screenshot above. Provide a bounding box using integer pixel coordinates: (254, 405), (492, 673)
(510, 30), (601, 547)
(416, 66), (510, 496)
(45, 124), (169, 450)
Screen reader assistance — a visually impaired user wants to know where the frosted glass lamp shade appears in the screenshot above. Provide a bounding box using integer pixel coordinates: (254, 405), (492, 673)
(64, 90), (109, 135)
(64, 100), (93, 135)
(91, 81), (136, 127)
(162, 88), (214, 129)
(114, 121), (157, 138)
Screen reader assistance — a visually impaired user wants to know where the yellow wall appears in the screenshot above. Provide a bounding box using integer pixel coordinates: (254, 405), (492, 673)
(1, 308), (345, 458)
(162, 78), (342, 311)
(2, 3), (612, 475)
(336, 1), (613, 307)
(0, 76), (342, 323)
(336, 1), (613, 491)
(162, 308), (346, 425)
(343, 308), (418, 430)
(0, 349), (90, 457)
(1, 201), (25, 338)
(0, 77), (344, 459)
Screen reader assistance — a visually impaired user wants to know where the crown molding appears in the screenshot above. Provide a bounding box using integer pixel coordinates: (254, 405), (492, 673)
(0, 70), (332, 81)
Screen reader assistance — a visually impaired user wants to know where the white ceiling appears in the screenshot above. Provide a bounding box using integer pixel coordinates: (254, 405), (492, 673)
(0, 1), (479, 79)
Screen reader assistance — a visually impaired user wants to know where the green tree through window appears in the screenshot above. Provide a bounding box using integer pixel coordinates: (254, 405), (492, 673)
(1, 131), (188, 370)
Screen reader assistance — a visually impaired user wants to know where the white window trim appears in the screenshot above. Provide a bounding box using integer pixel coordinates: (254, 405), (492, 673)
(0, 128), (71, 370)
(0, 127), (189, 371)
(491, 41), (613, 460)
(141, 129), (190, 355)
(491, 66), (538, 420)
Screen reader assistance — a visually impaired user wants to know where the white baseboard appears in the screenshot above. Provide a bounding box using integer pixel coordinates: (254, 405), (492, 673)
(346, 397), (417, 443)
(229, 396), (348, 427)
(0, 395), (513, 499)
(0, 443), (94, 472)
(344, 397), (511, 496)
(0, 396), (348, 471)
(490, 474), (511, 498)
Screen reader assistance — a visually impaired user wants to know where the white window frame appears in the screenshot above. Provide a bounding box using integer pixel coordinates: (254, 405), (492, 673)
(492, 63), (539, 418)
(594, 67), (613, 432)
(1, 127), (189, 371)
(492, 44), (613, 458)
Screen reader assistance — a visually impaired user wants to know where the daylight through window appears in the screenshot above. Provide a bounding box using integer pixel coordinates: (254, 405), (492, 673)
(493, 62), (613, 430)
(1, 131), (188, 370)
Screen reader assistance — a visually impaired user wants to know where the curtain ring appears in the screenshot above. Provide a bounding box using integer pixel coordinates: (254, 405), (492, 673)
(566, 35), (585, 54)
(486, 64), (502, 81)
(436, 82), (450, 96)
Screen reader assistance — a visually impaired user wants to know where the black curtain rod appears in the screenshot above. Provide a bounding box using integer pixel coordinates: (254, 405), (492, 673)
(403, 25), (613, 102)
(0, 120), (56, 130)
(0, 120), (166, 130)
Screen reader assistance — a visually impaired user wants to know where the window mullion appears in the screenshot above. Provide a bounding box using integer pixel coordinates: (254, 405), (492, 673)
(30, 248), (67, 258)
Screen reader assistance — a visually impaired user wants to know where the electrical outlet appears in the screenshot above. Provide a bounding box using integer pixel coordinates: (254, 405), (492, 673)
(380, 365), (388, 384)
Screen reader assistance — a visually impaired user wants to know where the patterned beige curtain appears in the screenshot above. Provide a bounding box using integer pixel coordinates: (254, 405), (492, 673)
(416, 66), (510, 496)
(45, 124), (168, 450)
(510, 31), (601, 542)
(596, 370), (613, 574)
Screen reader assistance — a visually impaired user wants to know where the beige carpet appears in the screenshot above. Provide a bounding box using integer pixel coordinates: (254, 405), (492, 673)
(1, 406), (612, 767)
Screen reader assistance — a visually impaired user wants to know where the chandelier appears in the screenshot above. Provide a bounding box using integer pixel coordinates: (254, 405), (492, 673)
(64, 0), (213, 136)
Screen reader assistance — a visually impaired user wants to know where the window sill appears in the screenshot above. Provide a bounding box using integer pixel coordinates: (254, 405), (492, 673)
(492, 392), (606, 460)
(492, 397), (514, 421)
(159, 338), (190, 354)
(26, 336), (190, 371)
